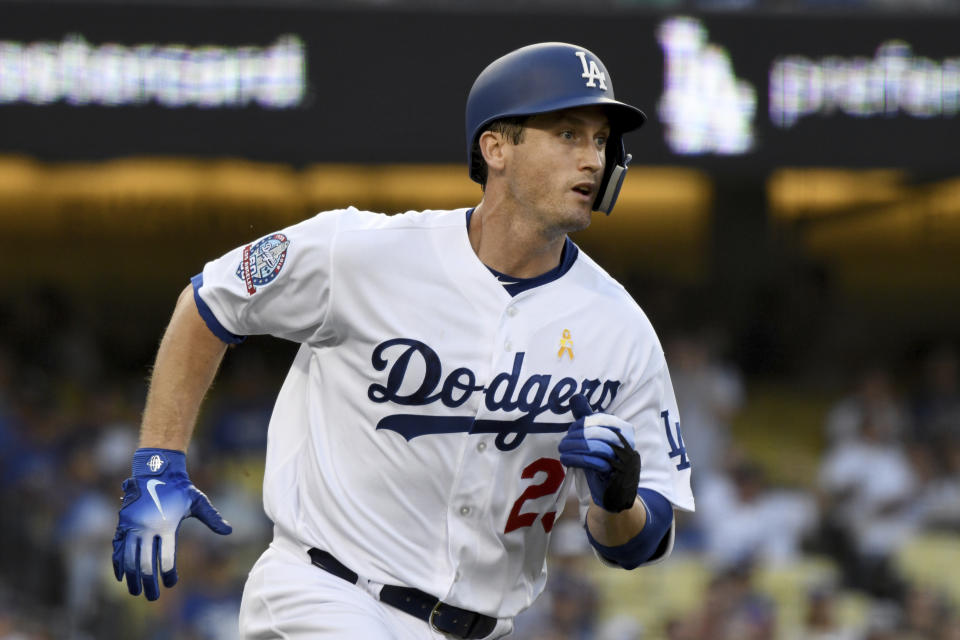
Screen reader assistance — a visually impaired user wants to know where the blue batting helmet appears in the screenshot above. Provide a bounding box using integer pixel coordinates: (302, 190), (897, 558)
(466, 42), (646, 214)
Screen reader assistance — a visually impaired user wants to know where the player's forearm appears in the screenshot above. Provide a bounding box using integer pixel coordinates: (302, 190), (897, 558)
(139, 285), (228, 452)
(585, 497), (647, 546)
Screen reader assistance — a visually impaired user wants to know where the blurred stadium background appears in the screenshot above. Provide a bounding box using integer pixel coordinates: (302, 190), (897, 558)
(1, 0), (959, 638)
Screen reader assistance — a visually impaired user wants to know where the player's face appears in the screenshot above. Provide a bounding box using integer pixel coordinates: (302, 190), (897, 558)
(503, 106), (610, 234)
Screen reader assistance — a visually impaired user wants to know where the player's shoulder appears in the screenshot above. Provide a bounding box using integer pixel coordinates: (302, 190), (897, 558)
(569, 246), (666, 358)
(319, 206), (468, 234)
(569, 248), (650, 322)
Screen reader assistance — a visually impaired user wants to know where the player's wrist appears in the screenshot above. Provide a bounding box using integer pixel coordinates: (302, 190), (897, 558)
(592, 494), (642, 517)
(131, 448), (187, 477)
(586, 490), (673, 568)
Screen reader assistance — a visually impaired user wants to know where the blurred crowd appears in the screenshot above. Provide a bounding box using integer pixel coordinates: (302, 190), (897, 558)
(0, 288), (958, 640)
(0, 289), (280, 640)
(510, 334), (960, 640)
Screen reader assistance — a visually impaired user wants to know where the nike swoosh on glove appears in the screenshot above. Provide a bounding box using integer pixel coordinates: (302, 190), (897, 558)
(112, 448), (231, 601)
(558, 395), (641, 512)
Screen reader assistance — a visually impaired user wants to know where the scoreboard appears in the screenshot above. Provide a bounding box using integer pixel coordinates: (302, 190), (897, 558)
(1, 4), (958, 172)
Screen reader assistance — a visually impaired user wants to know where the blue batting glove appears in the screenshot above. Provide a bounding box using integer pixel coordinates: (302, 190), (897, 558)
(112, 448), (232, 601)
(559, 395), (641, 512)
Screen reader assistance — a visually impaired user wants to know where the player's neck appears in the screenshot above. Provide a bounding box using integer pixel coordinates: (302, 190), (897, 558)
(469, 200), (566, 279)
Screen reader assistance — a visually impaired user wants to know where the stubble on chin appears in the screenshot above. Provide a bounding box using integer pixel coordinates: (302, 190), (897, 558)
(556, 203), (594, 235)
(527, 189), (594, 239)
(537, 215), (590, 245)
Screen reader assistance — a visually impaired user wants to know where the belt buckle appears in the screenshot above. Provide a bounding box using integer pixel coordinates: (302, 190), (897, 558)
(428, 600), (444, 633)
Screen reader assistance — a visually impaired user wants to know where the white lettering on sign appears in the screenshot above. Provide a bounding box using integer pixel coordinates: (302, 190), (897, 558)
(0, 34), (306, 108)
(770, 41), (960, 127)
(656, 16), (756, 155)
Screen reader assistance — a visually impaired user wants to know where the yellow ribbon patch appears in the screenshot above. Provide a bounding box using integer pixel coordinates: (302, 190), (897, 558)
(557, 329), (574, 360)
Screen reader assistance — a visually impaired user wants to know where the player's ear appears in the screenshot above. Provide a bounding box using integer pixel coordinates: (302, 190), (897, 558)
(478, 130), (508, 175)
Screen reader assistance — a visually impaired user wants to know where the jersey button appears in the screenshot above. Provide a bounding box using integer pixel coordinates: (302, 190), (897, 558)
(459, 506), (471, 516)
(476, 442), (487, 452)
(504, 340), (513, 352)
(506, 306), (518, 317)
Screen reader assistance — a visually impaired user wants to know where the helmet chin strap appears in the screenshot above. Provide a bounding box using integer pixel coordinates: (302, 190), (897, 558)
(593, 153), (632, 215)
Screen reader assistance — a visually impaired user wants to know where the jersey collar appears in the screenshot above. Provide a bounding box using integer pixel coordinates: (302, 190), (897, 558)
(464, 208), (580, 297)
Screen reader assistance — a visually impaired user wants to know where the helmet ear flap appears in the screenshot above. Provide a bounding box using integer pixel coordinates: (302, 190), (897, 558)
(593, 138), (630, 215)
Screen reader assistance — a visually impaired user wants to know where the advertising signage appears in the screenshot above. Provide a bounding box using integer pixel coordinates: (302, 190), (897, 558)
(1, 4), (958, 172)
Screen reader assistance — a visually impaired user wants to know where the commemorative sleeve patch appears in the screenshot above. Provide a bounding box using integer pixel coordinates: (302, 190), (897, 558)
(235, 233), (291, 295)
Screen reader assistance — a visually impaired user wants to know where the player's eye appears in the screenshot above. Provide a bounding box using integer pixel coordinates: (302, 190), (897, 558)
(559, 129), (575, 140)
(595, 135), (608, 148)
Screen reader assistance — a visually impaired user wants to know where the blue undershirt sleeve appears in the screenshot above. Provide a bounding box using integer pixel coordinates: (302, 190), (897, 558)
(584, 488), (674, 569)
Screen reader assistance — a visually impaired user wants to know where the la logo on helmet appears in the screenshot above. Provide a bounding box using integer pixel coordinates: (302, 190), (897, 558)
(574, 51), (607, 90)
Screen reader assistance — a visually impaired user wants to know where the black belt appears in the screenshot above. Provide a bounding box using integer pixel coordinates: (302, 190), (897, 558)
(307, 548), (497, 640)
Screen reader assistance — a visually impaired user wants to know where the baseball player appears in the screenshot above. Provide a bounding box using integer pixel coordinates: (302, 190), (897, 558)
(112, 42), (695, 639)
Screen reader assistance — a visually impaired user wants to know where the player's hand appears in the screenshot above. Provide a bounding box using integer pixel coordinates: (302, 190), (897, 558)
(558, 395), (641, 513)
(112, 448), (232, 600)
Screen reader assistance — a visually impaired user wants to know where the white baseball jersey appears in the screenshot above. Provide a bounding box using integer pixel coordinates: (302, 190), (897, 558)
(194, 207), (695, 620)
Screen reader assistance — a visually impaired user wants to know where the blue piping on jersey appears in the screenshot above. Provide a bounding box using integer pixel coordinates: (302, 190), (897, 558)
(465, 209), (580, 297)
(191, 273), (246, 345)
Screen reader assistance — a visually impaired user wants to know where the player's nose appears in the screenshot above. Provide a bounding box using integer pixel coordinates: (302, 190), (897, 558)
(577, 142), (603, 174)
